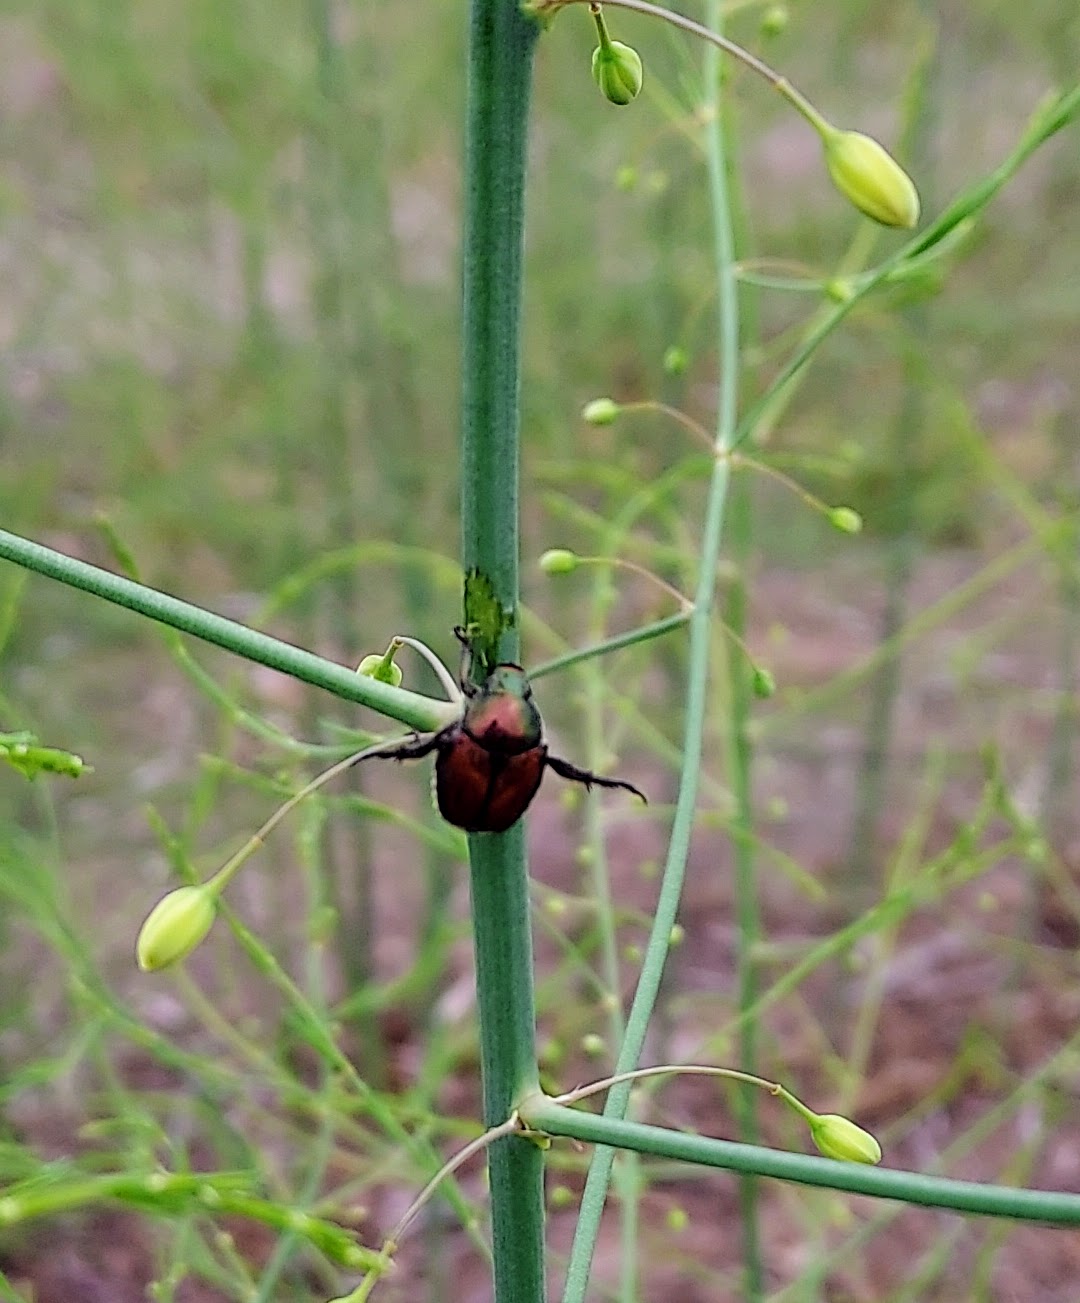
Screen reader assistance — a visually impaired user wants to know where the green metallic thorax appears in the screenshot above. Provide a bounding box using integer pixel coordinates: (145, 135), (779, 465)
(462, 664), (544, 756)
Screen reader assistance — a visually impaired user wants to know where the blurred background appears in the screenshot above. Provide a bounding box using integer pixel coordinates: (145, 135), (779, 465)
(2, 0), (1079, 1298)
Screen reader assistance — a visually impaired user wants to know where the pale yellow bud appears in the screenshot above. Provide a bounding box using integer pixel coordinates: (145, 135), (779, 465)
(822, 129), (920, 229)
(137, 885), (217, 971)
(666, 1206), (689, 1232)
(809, 1113), (882, 1164)
(828, 506), (863, 534)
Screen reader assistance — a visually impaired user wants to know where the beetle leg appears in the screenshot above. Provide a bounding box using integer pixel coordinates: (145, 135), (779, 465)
(359, 729), (444, 765)
(453, 625), (480, 698)
(545, 754), (647, 804)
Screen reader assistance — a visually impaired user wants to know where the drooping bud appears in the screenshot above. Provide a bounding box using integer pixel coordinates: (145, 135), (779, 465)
(590, 7), (643, 107)
(827, 506), (863, 535)
(136, 884), (217, 971)
(809, 1112), (882, 1164)
(539, 548), (580, 576)
(357, 650), (403, 688)
(592, 39), (643, 105)
(821, 128), (920, 229)
(582, 397), (621, 426)
(752, 666), (777, 699)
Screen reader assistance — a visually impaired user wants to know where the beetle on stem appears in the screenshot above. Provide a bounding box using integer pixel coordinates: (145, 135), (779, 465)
(135, 632), (647, 967)
(372, 631), (646, 833)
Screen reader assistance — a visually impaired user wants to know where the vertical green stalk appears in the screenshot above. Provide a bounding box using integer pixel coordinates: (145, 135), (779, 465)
(562, 8), (743, 1297)
(704, 6), (760, 1296)
(460, 3), (544, 1300)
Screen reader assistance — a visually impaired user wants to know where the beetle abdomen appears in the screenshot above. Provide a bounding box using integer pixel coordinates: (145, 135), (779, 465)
(435, 732), (546, 832)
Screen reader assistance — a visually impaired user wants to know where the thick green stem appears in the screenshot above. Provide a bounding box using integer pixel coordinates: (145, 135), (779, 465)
(460, 3), (544, 1300)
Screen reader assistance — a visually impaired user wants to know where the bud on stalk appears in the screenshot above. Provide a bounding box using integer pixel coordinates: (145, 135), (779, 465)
(820, 126), (920, 229)
(590, 5), (643, 107)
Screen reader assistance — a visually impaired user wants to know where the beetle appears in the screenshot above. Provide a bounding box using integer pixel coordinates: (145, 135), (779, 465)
(372, 649), (646, 833)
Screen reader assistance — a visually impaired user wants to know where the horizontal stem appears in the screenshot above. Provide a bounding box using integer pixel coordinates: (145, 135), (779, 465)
(525, 1099), (1080, 1225)
(527, 611), (690, 681)
(0, 529), (454, 734)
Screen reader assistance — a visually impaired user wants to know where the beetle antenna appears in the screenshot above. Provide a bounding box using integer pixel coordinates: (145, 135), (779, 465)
(545, 754), (647, 805)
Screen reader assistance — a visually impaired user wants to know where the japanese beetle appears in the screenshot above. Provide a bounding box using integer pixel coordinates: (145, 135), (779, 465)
(374, 651), (645, 833)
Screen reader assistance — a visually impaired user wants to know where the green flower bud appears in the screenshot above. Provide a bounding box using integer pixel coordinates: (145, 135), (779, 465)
(137, 885), (217, 971)
(615, 164), (638, 191)
(582, 397), (621, 426)
(356, 651), (404, 688)
(539, 548), (580, 576)
(538, 1035), (565, 1068)
(581, 1032), (606, 1058)
(809, 1113), (882, 1165)
(666, 1206), (689, 1232)
(545, 893), (569, 917)
(662, 345), (689, 376)
(592, 39), (643, 106)
(824, 277), (855, 304)
(760, 4), (789, 37)
(828, 506), (863, 535)
(821, 128), (920, 229)
(752, 666), (777, 699)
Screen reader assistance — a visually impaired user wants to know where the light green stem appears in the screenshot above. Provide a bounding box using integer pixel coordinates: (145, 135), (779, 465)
(0, 529), (452, 733)
(704, 5), (762, 1293)
(561, 18), (744, 1283)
